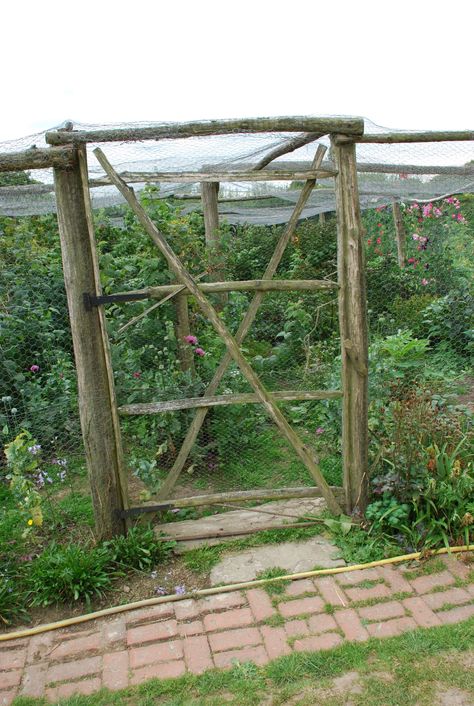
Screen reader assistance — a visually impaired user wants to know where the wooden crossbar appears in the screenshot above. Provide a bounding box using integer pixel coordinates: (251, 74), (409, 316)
(89, 168), (336, 185)
(94, 145), (342, 516)
(118, 389), (343, 415)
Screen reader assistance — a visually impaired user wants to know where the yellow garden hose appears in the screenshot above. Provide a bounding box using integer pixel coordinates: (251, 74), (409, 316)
(1, 545), (471, 643)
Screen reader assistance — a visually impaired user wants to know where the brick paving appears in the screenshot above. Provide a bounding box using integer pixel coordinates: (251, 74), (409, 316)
(0, 554), (473, 704)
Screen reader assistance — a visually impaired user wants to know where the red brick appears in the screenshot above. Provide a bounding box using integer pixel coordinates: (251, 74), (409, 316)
(213, 645), (268, 668)
(335, 609), (369, 642)
(199, 592), (246, 614)
(19, 663), (47, 697)
(57, 627), (97, 641)
(345, 584), (391, 603)
(437, 604), (474, 625)
(0, 648), (26, 671)
(285, 620), (310, 638)
(0, 670), (21, 689)
(424, 587), (471, 611)
(410, 571), (455, 595)
(336, 568), (380, 585)
(26, 632), (54, 664)
(183, 635), (213, 674)
(285, 579), (317, 597)
(440, 555), (471, 580)
(46, 678), (101, 701)
(125, 602), (175, 625)
(467, 584), (474, 597)
(203, 607), (253, 632)
(47, 656), (102, 685)
(402, 597), (441, 628)
(376, 565), (413, 594)
(0, 690), (17, 705)
(127, 619), (178, 646)
(358, 601), (405, 622)
(316, 577), (348, 607)
(278, 596), (324, 618)
(129, 640), (183, 669)
(208, 627), (261, 652)
(260, 626), (291, 660)
(246, 589), (275, 621)
(293, 633), (342, 652)
(367, 617), (417, 638)
(103, 650), (129, 691)
(50, 632), (102, 660)
(178, 620), (204, 637)
(103, 617), (126, 645)
(174, 599), (200, 621)
(308, 613), (338, 634)
(131, 660), (186, 685)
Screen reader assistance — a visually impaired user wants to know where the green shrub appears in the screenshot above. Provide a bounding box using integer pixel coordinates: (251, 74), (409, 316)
(0, 569), (29, 625)
(104, 524), (175, 571)
(28, 543), (113, 605)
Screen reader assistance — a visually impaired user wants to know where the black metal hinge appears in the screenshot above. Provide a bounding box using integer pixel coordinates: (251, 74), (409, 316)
(83, 291), (149, 311)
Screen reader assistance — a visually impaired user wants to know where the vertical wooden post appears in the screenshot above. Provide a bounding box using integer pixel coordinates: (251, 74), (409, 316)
(54, 147), (128, 539)
(201, 181), (227, 309)
(392, 200), (406, 268)
(331, 137), (369, 515)
(174, 291), (196, 375)
(319, 212), (326, 224)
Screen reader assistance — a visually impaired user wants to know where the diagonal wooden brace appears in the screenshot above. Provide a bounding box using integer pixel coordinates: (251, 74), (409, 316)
(94, 147), (342, 516)
(155, 145), (329, 501)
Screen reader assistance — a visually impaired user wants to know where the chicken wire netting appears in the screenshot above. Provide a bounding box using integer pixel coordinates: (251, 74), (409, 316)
(1, 117), (473, 506)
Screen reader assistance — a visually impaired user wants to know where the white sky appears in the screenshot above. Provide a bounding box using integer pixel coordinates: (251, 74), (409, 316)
(2, 0), (473, 142)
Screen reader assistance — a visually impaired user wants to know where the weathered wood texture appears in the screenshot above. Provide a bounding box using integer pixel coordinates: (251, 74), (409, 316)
(332, 137), (369, 515)
(153, 145), (328, 502)
(113, 279), (338, 301)
(392, 200), (406, 268)
(89, 168), (336, 185)
(253, 132), (323, 170)
(234, 160), (474, 176)
(174, 290), (195, 375)
(94, 146), (342, 516)
(46, 116), (364, 145)
(0, 147), (74, 172)
(119, 389), (343, 415)
(335, 130), (474, 144)
(53, 149), (127, 539)
(201, 181), (227, 308)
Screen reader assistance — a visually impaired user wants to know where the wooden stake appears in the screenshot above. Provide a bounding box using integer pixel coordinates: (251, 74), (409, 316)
(201, 181), (227, 309)
(332, 138), (369, 515)
(392, 200), (406, 268)
(174, 289), (195, 375)
(53, 149), (127, 539)
(94, 147), (342, 516)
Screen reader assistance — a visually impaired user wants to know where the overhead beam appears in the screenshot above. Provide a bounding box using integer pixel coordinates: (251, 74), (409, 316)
(45, 116), (365, 145)
(335, 130), (474, 145)
(89, 168), (336, 185)
(0, 147), (74, 173)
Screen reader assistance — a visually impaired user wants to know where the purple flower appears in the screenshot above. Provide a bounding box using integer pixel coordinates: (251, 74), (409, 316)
(28, 444), (41, 455)
(29, 364), (40, 373)
(174, 584), (186, 595)
(194, 347), (206, 357)
(315, 427), (325, 435)
(184, 335), (198, 345)
(155, 586), (167, 596)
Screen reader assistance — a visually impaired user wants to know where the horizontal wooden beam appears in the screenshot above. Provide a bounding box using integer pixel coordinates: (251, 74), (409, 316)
(45, 116), (365, 145)
(89, 168), (336, 186)
(335, 130), (474, 145)
(0, 147), (75, 173)
(117, 485), (345, 515)
(100, 279), (338, 306)
(243, 160), (474, 177)
(119, 389), (343, 415)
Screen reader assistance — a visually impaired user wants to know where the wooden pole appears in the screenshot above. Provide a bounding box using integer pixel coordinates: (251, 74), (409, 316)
(392, 200), (406, 268)
(0, 147), (74, 172)
(94, 147), (342, 517)
(53, 148), (127, 539)
(201, 181), (227, 309)
(174, 290), (195, 375)
(331, 137), (369, 515)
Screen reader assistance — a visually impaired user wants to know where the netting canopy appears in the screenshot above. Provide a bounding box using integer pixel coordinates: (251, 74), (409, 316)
(1, 118), (473, 222)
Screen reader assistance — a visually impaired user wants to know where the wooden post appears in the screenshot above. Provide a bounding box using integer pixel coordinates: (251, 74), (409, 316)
(331, 137), (369, 515)
(174, 290), (196, 375)
(392, 200), (406, 268)
(201, 181), (227, 309)
(53, 147), (128, 539)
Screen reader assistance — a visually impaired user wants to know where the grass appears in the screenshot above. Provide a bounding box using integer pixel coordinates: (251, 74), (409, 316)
(403, 557), (446, 580)
(11, 617), (474, 705)
(255, 567), (292, 595)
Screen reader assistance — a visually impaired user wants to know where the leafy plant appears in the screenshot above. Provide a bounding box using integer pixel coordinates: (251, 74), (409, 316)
(104, 524), (175, 571)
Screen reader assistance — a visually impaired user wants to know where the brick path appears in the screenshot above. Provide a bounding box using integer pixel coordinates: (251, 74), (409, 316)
(1, 554), (473, 704)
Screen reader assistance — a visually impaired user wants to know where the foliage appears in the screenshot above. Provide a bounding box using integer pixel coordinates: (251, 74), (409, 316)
(255, 566), (291, 595)
(104, 524), (175, 572)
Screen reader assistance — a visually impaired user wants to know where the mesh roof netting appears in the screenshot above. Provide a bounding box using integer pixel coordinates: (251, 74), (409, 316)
(1, 118), (473, 222)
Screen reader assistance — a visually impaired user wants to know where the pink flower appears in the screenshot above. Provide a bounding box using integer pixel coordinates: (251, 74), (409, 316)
(407, 257), (416, 264)
(194, 347), (205, 357)
(421, 278), (429, 286)
(422, 203), (433, 218)
(376, 237), (382, 245)
(184, 335), (198, 345)
(316, 427), (325, 435)
(29, 364), (40, 373)
(412, 233), (419, 241)
(133, 371), (141, 379)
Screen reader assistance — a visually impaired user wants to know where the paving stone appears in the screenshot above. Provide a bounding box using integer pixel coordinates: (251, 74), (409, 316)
(129, 640), (183, 669)
(278, 596), (324, 618)
(26, 632), (55, 664)
(47, 656), (102, 685)
(0, 690), (17, 705)
(127, 619), (178, 646)
(293, 633), (342, 652)
(19, 663), (48, 698)
(260, 626), (291, 659)
(130, 660), (186, 685)
(366, 617), (417, 638)
(103, 618), (126, 645)
(410, 571), (455, 595)
(199, 592), (246, 614)
(208, 627), (261, 653)
(213, 645), (269, 668)
(125, 603), (175, 626)
(178, 620), (204, 637)
(437, 604), (474, 625)
(0, 670), (22, 689)
(0, 648), (26, 672)
(402, 596), (441, 628)
(103, 650), (129, 691)
(376, 565), (413, 594)
(316, 576), (348, 607)
(46, 677), (102, 700)
(345, 584), (391, 602)
(285, 579), (317, 597)
(424, 587), (471, 611)
(336, 568), (380, 585)
(440, 555), (471, 580)
(183, 635), (213, 674)
(335, 609), (369, 642)
(307, 613), (338, 634)
(174, 599), (200, 621)
(358, 601), (405, 622)
(246, 589), (276, 621)
(284, 619), (310, 638)
(203, 608), (254, 632)
(49, 632), (102, 660)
